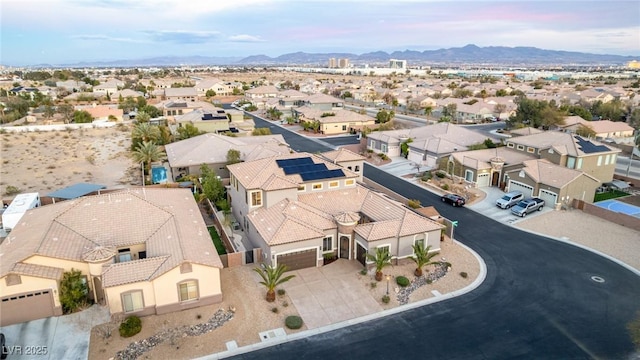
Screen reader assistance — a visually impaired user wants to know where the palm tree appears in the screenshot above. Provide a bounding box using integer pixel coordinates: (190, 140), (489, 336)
(132, 122), (160, 144)
(410, 243), (440, 277)
(253, 263), (296, 302)
(366, 247), (392, 281)
(132, 141), (166, 183)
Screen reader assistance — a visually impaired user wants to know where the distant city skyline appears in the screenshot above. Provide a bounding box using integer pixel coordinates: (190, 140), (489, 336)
(1, 0), (639, 66)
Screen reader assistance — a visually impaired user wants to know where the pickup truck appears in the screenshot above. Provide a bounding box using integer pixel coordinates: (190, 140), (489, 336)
(510, 198), (545, 217)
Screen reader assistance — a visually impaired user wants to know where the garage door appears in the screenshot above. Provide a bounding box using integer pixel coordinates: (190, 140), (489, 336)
(277, 249), (317, 271)
(508, 181), (534, 198)
(476, 173), (490, 188)
(538, 189), (558, 207)
(1, 290), (55, 326)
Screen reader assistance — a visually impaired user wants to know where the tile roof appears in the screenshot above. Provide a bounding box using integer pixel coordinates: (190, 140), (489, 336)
(10, 262), (64, 280)
(0, 188), (222, 284)
(321, 148), (366, 163)
(508, 132), (619, 156)
(165, 133), (289, 168)
(102, 256), (170, 287)
(450, 147), (537, 170)
(367, 123), (487, 149)
(517, 159), (598, 188)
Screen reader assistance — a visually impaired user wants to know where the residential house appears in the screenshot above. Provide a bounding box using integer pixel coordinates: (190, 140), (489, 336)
(505, 131), (621, 183)
(319, 148), (366, 182)
(93, 80), (124, 95)
(164, 88), (198, 102)
(0, 188), (223, 326)
(446, 147), (538, 188)
(302, 93), (344, 111)
(367, 123), (489, 168)
(556, 116), (635, 143)
(174, 109), (231, 134)
(76, 104), (124, 122)
(195, 78), (236, 97)
(245, 85), (279, 100)
(164, 133), (289, 179)
(293, 107), (375, 135)
(227, 153), (444, 271)
(504, 159), (600, 207)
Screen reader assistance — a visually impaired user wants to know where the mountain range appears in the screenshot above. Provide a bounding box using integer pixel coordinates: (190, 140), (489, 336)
(23, 45), (639, 68)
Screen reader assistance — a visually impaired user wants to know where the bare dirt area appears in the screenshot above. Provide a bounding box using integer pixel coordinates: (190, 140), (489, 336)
(0, 126), (137, 197)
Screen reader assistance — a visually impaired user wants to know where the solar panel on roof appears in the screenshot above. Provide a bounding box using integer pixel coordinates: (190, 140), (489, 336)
(282, 163), (328, 175)
(300, 169), (345, 181)
(574, 136), (610, 154)
(276, 157), (314, 168)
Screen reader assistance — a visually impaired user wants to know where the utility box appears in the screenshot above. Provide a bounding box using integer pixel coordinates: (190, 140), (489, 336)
(2, 192), (41, 231)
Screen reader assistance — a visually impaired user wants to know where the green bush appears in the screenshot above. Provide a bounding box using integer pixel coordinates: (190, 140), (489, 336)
(4, 185), (22, 196)
(59, 269), (88, 314)
(277, 289), (286, 296)
(407, 199), (421, 209)
(435, 171), (446, 178)
(382, 295), (390, 304)
(119, 316), (142, 338)
(396, 276), (410, 287)
(441, 184), (449, 190)
(285, 315), (304, 330)
(271, 307), (279, 313)
(360, 268), (368, 275)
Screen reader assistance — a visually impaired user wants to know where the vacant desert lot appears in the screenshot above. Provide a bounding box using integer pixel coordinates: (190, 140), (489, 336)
(1, 126), (137, 198)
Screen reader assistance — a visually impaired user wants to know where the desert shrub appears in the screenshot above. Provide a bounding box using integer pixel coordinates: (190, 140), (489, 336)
(119, 316), (142, 338)
(382, 295), (390, 304)
(277, 289), (286, 296)
(441, 184), (449, 190)
(396, 276), (410, 287)
(370, 282), (377, 289)
(407, 199), (421, 209)
(360, 268), (368, 276)
(5, 185), (22, 196)
(285, 315), (304, 330)
(460, 272), (468, 278)
(435, 170), (446, 178)
(421, 172), (432, 182)
(426, 279), (433, 284)
(271, 307), (279, 313)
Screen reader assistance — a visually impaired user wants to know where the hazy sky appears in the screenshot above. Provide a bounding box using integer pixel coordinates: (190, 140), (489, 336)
(1, 0), (639, 65)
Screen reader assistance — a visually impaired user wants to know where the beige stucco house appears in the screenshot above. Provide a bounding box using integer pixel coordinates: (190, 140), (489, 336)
(227, 152), (444, 271)
(0, 188), (223, 326)
(293, 106), (376, 135)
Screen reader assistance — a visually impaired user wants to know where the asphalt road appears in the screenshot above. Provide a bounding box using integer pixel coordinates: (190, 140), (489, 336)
(233, 110), (640, 359)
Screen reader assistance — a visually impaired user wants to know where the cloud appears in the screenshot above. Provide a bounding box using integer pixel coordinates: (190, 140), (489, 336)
(142, 30), (221, 44)
(228, 34), (264, 42)
(71, 34), (141, 43)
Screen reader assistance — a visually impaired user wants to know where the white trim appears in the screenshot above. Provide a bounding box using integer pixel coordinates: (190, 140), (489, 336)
(344, 179), (356, 186)
(322, 235), (334, 253)
(249, 190), (262, 207)
(312, 183), (323, 191)
(328, 180), (339, 188)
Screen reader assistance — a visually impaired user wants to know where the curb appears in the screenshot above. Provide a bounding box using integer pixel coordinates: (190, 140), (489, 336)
(199, 240), (487, 360)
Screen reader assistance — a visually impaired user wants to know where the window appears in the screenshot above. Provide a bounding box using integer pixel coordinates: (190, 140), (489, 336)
(465, 170), (474, 182)
(516, 145), (524, 151)
(370, 140), (375, 148)
(178, 281), (198, 302)
(118, 248), (132, 263)
(414, 238), (424, 249)
(329, 181), (339, 188)
(354, 165), (360, 172)
(297, 185), (306, 192)
(576, 158), (583, 170)
(377, 245), (390, 254)
(604, 154), (610, 165)
(567, 156), (576, 169)
(597, 155), (603, 166)
(342, 125), (347, 131)
(507, 143), (514, 148)
(250, 191), (262, 206)
(345, 179), (355, 186)
(312, 183), (323, 190)
(381, 144), (387, 153)
(611, 154), (617, 163)
(527, 147), (535, 153)
(322, 236), (333, 252)
(122, 291), (144, 313)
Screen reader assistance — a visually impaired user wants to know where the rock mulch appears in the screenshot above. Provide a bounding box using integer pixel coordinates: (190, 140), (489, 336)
(397, 263), (450, 305)
(114, 309), (234, 360)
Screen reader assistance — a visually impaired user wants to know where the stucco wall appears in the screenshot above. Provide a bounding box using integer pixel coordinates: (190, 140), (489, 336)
(0, 275), (61, 309)
(104, 281), (156, 316)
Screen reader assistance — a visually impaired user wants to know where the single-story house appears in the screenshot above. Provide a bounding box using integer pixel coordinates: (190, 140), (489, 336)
(293, 107), (376, 135)
(0, 188), (223, 326)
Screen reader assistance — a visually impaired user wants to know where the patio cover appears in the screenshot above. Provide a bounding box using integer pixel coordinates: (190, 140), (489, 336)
(47, 183), (106, 199)
(608, 180), (631, 190)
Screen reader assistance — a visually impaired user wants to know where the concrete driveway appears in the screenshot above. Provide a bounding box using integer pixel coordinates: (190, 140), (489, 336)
(281, 260), (381, 329)
(0, 304), (110, 360)
(467, 186), (552, 224)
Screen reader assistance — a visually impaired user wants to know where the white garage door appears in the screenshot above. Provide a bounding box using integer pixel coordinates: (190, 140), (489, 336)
(538, 189), (557, 207)
(476, 173), (490, 188)
(508, 181), (534, 198)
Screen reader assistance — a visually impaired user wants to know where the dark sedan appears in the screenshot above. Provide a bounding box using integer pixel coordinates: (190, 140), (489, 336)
(441, 193), (466, 207)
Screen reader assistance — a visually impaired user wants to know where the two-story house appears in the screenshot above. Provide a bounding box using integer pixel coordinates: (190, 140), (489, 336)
(227, 152), (444, 271)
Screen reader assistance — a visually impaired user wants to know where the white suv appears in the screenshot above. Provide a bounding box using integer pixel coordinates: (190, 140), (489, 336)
(496, 191), (524, 209)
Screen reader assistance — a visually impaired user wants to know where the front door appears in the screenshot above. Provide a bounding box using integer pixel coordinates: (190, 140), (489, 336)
(340, 236), (350, 259)
(491, 172), (500, 186)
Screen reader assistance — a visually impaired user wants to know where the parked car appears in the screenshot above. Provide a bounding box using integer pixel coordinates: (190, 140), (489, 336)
(511, 198), (545, 217)
(496, 191), (524, 209)
(441, 193), (466, 207)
